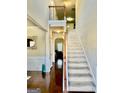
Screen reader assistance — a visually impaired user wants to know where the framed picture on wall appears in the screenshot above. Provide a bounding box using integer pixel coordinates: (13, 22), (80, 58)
(27, 36), (37, 49)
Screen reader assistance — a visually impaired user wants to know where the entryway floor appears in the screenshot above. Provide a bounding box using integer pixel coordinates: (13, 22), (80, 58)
(27, 61), (63, 93)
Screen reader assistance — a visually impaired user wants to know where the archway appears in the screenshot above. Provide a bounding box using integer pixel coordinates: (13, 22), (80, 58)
(55, 38), (64, 63)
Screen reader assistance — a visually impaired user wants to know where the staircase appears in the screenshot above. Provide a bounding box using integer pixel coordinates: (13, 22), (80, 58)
(67, 31), (96, 93)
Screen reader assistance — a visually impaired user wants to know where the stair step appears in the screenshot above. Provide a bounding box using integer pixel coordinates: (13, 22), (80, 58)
(69, 76), (93, 82)
(68, 48), (82, 50)
(68, 42), (80, 44)
(68, 85), (95, 92)
(68, 69), (90, 74)
(68, 46), (81, 48)
(68, 52), (84, 54)
(68, 45), (81, 47)
(68, 80), (96, 88)
(69, 80), (95, 86)
(68, 43), (80, 44)
(68, 61), (87, 64)
(68, 58), (86, 61)
(68, 66), (89, 70)
(68, 47), (82, 49)
(68, 56), (85, 58)
(68, 49), (82, 51)
(68, 50), (82, 52)
(68, 46), (81, 47)
(68, 60), (87, 63)
(68, 56), (86, 58)
(69, 73), (92, 77)
(68, 40), (80, 44)
(68, 39), (79, 41)
(68, 53), (85, 56)
(68, 63), (88, 68)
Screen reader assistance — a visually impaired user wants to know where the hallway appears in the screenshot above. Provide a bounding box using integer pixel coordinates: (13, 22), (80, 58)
(27, 0), (97, 93)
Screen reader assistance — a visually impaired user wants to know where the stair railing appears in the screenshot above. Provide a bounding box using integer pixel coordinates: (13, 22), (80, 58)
(63, 32), (69, 92)
(66, 32), (69, 91)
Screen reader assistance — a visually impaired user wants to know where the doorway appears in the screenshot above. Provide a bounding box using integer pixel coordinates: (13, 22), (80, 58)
(55, 38), (64, 63)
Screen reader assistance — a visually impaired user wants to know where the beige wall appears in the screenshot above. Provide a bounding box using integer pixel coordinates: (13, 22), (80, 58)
(27, 24), (48, 71)
(27, 19), (36, 26)
(27, 26), (46, 56)
(27, 0), (48, 56)
(27, 0), (51, 72)
(76, 0), (97, 78)
(67, 23), (74, 31)
(27, 0), (49, 30)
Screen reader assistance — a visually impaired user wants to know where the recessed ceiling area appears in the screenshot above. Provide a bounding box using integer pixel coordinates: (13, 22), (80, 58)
(50, 26), (64, 33)
(54, 0), (76, 23)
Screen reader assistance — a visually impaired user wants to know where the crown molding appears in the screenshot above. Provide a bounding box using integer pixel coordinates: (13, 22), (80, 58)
(27, 14), (48, 32)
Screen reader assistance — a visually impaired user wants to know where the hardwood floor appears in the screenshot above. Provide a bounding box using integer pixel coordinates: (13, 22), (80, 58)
(27, 62), (63, 93)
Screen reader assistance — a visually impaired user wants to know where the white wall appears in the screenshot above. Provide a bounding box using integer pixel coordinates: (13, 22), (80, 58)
(27, 26), (48, 71)
(76, 0), (97, 79)
(27, 17), (51, 72)
(27, 26), (46, 56)
(27, 19), (36, 26)
(27, 0), (51, 72)
(27, 0), (49, 30)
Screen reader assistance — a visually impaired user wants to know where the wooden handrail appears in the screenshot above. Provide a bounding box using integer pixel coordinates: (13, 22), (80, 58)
(49, 6), (65, 8)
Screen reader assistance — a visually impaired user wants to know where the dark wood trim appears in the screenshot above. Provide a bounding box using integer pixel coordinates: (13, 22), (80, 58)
(49, 6), (65, 8)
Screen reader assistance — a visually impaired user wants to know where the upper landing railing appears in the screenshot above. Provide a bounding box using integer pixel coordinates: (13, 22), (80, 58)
(49, 6), (66, 20)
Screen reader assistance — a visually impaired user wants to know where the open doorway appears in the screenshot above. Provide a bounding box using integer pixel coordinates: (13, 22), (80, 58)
(55, 38), (64, 62)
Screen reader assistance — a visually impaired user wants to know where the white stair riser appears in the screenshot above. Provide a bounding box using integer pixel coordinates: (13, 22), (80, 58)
(69, 86), (95, 91)
(69, 77), (93, 82)
(69, 69), (90, 74)
(68, 58), (86, 61)
(69, 63), (88, 67)
(68, 54), (85, 56)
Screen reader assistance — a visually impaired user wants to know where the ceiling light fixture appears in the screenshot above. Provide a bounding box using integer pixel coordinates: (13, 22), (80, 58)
(67, 17), (74, 21)
(57, 31), (60, 33)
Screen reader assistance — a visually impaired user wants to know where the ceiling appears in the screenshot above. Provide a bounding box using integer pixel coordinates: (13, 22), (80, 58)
(50, 26), (64, 32)
(54, 0), (76, 23)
